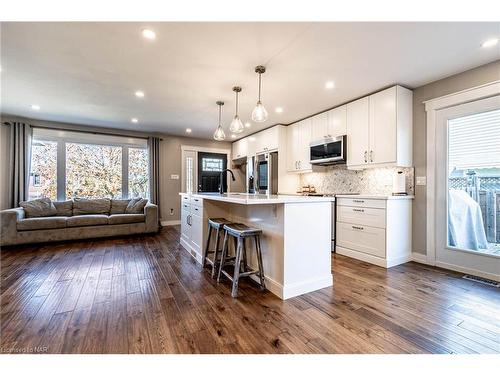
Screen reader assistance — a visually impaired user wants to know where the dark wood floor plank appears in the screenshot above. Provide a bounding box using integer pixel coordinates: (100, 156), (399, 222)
(2, 226), (499, 354)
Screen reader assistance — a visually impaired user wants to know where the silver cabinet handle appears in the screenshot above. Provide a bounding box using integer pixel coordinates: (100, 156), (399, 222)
(352, 225), (364, 230)
(353, 199), (365, 203)
(364, 151), (367, 163)
(299, 161), (302, 169)
(352, 208), (364, 212)
(370, 150), (373, 163)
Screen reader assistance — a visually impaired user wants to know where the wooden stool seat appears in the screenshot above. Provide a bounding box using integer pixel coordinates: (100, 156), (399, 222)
(222, 223), (262, 238)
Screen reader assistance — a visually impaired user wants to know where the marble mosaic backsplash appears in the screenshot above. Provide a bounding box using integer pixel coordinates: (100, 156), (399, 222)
(299, 165), (415, 196)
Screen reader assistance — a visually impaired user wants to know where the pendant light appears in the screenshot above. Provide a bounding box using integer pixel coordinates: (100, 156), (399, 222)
(251, 65), (268, 123)
(229, 86), (244, 133)
(213, 101), (226, 141)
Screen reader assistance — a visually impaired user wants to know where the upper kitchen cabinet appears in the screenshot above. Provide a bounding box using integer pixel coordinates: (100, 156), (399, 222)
(232, 137), (248, 160)
(287, 118), (312, 173)
(254, 125), (280, 154)
(311, 105), (347, 141)
(346, 85), (412, 169)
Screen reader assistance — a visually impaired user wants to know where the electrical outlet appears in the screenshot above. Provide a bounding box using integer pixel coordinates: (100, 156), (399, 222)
(169, 208), (174, 216)
(170, 174), (179, 180)
(416, 176), (427, 186)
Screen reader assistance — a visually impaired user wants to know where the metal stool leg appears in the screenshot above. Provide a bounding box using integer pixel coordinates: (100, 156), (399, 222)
(255, 236), (266, 290)
(231, 237), (243, 297)
(202, 223), (213, 268)
(210, 227), (221, 278)
(242, 237), (248, 272)
(217, 230), (229, 283)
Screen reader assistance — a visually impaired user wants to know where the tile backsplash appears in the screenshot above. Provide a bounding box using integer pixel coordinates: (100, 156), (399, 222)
(299, 165), (415, 196)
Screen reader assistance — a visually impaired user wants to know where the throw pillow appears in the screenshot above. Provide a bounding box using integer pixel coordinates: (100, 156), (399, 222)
(125, 198), (148, 214)
(110, 199), (131, 214)
(20, 198), (57, 218)
(73, 198), (111, 215)
(53, 200), (73, 217)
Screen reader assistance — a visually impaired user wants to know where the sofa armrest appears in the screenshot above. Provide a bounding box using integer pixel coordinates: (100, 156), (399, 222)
(0, 207), (25, 245)
(144, 203), (159, 233)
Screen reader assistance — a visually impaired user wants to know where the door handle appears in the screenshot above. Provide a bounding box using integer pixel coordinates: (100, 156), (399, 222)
(370, 150), (373, 163)
(364, 151), (368, 163)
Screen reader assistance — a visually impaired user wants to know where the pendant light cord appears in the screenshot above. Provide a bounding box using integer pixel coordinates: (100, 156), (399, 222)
(218, 103), (222, 126)
(258, 73), (262, 101)
(235, 90), (239, 116)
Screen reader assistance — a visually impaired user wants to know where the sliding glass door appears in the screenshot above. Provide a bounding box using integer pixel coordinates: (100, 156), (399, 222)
(435, 95), (500, 280)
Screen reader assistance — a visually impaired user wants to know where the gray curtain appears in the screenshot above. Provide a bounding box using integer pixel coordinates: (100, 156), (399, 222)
(4, 122), (32, 207)
(148, 136), (161, 217)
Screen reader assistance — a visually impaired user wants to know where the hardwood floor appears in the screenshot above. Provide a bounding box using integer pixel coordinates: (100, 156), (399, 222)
(1, 226), (499, 354)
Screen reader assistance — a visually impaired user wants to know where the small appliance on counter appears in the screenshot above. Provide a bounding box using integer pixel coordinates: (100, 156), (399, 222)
(392, 170), (407, 196)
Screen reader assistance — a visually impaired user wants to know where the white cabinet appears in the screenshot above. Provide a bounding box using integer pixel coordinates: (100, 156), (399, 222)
(179, 194), (204, 263)
(327, 105), (347, 137)
(311, 105), (347, 141)
(336, 197), (412, 268)
(286, 118), (312, 173)
(346, 97), (370, 167)
(232, 138), (248, 160)
(346, 85), (412, 169)
(254, 126), (280, 154)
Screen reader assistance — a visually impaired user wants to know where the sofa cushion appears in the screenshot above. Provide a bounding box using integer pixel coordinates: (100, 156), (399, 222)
(73, 198), (111, 215)
(17, 217), (67, 231)
(66, 214), (109, 227)
(110, 199), (130, 214)
(19, 198), (57, 218)
(125, 198), (148, 214)
(108, 214), (145, 225)
(53, 200), (73, 217)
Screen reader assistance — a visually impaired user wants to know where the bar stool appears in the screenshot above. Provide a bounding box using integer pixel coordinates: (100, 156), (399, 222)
(203, 218), (233, 278)
(217, 223), (266, 297)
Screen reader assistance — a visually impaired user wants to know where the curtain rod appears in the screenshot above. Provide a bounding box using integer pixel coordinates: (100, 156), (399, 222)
(30, 124), (163, 141)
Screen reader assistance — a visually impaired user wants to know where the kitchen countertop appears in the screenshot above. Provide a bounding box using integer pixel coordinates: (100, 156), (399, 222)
(179, 192), (336, 205)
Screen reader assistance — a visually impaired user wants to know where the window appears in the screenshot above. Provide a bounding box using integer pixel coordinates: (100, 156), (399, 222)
(29, 140), (58, 200)
(447, 109), (500, 255)
(66, 143), (122, 199)
(202, 158), (223, 172)
(29, 128), (149, 201)
(128, 147), (149, 198)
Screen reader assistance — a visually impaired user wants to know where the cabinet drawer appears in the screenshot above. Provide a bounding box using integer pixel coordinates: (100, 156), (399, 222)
(337, 206), (385, 229)
(181, 195), (190, 203)
(181, 202), (191, 212)
(336, 222), (385, 258)
(191, 196), (203, 208)
(337, 197), (386, 209)
(191, 205), (203, 216)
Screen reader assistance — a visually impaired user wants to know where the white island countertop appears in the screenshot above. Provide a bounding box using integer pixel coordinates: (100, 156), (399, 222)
(180, 192), (335, 205)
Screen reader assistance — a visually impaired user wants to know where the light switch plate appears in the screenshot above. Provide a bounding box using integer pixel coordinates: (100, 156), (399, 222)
(416, 176), (427, 186)
(170, 174), (179, 180)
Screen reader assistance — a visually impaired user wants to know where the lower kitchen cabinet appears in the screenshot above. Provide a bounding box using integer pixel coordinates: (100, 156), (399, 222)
(335, 196), (413, 268)
(179, 194), (204, 263)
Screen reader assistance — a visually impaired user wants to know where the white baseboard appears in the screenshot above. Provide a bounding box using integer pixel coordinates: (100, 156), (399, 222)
(249, 274), (283, 299)
(282, 275), (333, 299)
(180, 237), (203, 264)
(161, 220), (181, 227)
(411, 252), (433, 265)
(435, 260), (500, 282)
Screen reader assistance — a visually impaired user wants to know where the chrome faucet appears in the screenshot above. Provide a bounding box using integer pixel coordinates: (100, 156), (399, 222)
(219, 169), (235, 194)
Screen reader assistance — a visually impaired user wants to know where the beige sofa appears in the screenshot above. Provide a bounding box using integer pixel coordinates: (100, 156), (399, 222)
(0, 198), (159, 246)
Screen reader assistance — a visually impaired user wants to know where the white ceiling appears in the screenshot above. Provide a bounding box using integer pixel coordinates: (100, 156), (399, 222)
(1, 22), (499, 140)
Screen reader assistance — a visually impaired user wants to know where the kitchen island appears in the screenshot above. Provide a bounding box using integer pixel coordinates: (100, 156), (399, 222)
(179, 192), (334, 299)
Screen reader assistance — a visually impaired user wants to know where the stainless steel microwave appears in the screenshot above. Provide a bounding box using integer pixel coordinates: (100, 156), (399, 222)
(309, 135), (347, 165)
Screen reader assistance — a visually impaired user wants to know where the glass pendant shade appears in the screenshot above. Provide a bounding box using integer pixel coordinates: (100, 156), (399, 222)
(213, 100), (225, 141)
(229, 115), (244, 133)
(252, 100), (268, 122)
(213, 125), (225, 141)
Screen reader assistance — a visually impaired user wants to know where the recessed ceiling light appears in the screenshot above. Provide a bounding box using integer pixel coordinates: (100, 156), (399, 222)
(231, 134), (236, 139)
(275, 107), (283, 113)
(481, 38), (499, 48)
(131, 118), (138, 123)
(249, 136), (256, 142)
(142, 29), (156, 40)
(186, 128), (192, 134)
(135, 91), (145, 98)
(31, 104), (40, 111)
(325, 81), (335, 89)
(245, 122), (251, 128)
